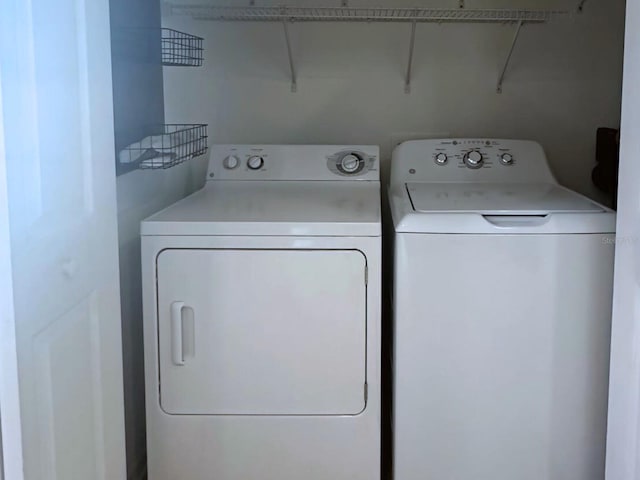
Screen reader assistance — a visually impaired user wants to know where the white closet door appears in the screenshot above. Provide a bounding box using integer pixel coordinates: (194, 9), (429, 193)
(156, 249), (367, 415)
(606, 2), (640, 479)
(0, 0), (126, 478)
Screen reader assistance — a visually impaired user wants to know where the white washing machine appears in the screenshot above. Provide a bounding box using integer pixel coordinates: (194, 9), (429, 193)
(141, 145), (381, 480)
(389, 139), (615, 480)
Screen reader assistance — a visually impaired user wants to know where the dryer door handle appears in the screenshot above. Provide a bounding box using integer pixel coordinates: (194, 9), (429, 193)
(171, 301), (186, 366)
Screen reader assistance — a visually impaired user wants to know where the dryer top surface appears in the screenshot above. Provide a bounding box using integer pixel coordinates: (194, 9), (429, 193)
(142, 181), (381, 237)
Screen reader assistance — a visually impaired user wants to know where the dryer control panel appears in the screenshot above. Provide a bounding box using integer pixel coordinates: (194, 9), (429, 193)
(208, 145), (379, 181)
(390, 139), (557, 186)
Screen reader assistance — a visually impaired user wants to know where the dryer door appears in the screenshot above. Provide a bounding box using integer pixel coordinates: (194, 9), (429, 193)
(156, 248), (367, 415)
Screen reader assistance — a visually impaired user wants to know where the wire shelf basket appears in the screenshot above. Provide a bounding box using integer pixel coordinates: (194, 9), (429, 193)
(162, 28), (204, 66)
(118, 124), (208, 170)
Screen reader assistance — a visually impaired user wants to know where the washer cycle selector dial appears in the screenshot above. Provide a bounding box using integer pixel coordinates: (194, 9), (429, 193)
(223, 155), (240, 169)
(247, 155), (265, 170)
(500, 153), (514, 165)
(434, 153), (448, 165)
(463, 150), (484, 169)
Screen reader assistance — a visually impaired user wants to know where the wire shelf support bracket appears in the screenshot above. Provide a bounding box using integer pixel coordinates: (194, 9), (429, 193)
(282, 19), (297, 92)
(405, 18), (417, 94)
(496, 19), (523, 94)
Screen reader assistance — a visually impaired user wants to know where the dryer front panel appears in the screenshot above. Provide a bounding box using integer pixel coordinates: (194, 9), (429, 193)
(156, 248), (367, 416)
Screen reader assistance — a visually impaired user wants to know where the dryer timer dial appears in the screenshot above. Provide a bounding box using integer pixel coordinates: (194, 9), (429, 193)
(341, 154), (361, 173)
(335, 152), (365, 175)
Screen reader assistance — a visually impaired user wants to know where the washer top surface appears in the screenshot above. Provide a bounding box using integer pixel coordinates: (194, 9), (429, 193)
(142, 144), (381, 237)
(390, 139), (615, 234)
(406, 182), (604, 215)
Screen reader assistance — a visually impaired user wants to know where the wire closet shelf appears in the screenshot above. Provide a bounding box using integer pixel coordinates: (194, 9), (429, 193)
(165, 4), (570, 93)
(167, 5), (567, 23)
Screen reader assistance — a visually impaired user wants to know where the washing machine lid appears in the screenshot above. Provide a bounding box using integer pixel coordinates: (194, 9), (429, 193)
(141, 181), (381, 237)
(395, 182), (615, 234)
(406, 183), (604, 215)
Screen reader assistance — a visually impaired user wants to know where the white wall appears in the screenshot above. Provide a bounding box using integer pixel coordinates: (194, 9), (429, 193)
(116, 0), (625, 476)
(163, 0), (624, 200)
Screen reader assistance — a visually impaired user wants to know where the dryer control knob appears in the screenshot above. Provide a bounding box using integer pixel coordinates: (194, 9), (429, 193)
(435, 153), (448, 165)
(223, 155), (240, 169)
(500, 153), (514, 165)
(341, 154), (361, 173)
(464, 150), (484, 169)
(247, 155), (265, 170)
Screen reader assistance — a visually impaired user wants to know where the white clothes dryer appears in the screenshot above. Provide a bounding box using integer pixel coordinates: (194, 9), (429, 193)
(389, 139), (615, 480)
(141, 145), (381, 480)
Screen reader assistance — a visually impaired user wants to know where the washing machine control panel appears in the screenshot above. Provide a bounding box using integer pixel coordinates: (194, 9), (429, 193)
(432, 139), (515, 170)
(391, 139), (556, 185)
(209, 145), (379, 181)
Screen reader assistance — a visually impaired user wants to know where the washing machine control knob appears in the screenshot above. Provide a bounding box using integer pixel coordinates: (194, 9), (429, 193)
(500, 153), (514, 165)
(223, 155), (240, 169)
(435, 153), (448, 165)
(464, 150), (484, 169)
(247, 155), (265, 170)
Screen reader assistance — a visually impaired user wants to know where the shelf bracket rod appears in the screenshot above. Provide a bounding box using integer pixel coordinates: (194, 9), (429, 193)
(282, 20), (297, 92)
(496, 20), (523, 94)
(405, 19), (417, 94)
(577, 0), (587, 12)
